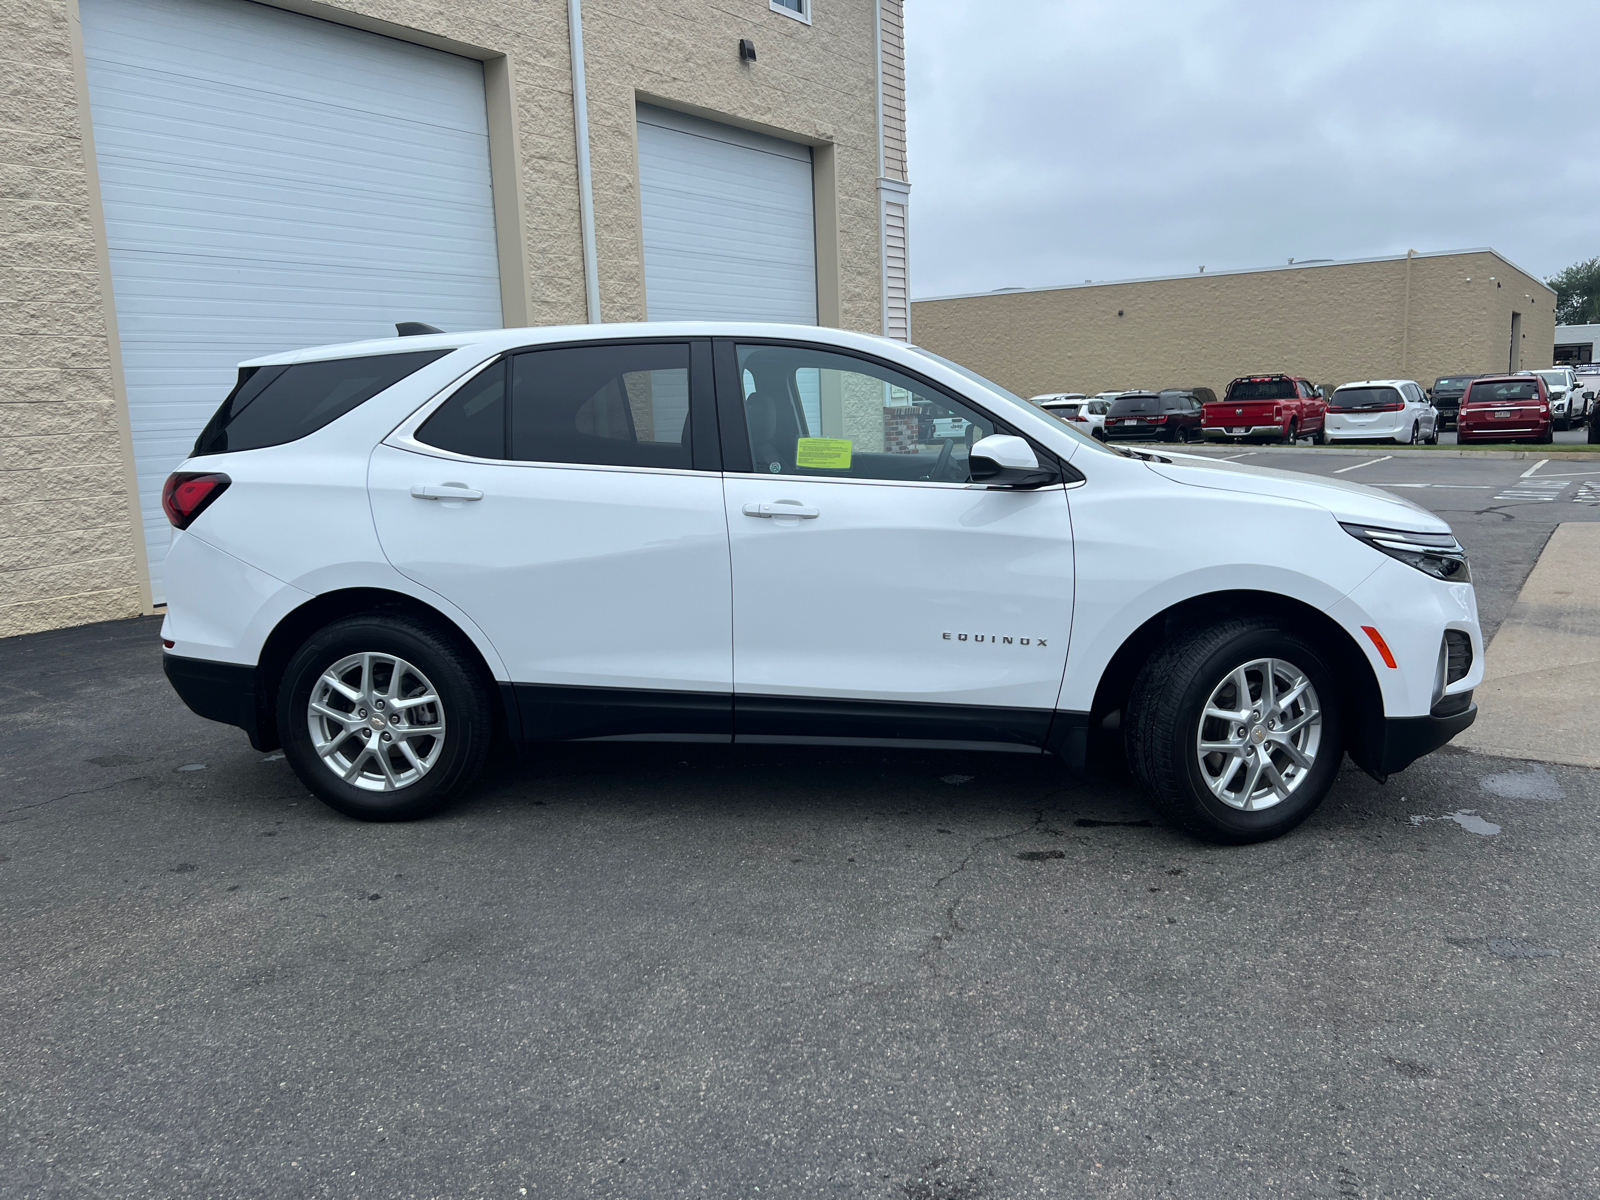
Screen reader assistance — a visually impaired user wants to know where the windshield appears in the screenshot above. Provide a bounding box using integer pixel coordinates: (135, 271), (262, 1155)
(1534, 370), (1566, 386)
(1465, 380), (1540, 404)
(1108, 394), (1161, 415)
(1329, 386), (1402, 411)
(1433, 376), (1475, 390)
(1226, 378), (1296, 401)
(907, 346), (1116, 455)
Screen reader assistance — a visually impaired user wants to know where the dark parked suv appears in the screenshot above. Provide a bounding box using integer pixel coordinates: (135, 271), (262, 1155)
(1104, 389), (1212, 443)
(1428, 375), (1483, 431)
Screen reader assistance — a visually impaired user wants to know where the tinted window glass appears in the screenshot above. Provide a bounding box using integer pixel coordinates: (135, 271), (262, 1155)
(193, 350), (446, 455)
(1464, 381), (1540, 404)
(509, 343), (691, 469)
(416, 361), (506, 458)
(736, 344), (996, 483)
(1329, 386), (1402, 411)
(1434, 376), (1476, 390)
(1226, 379), (1296, 401)
(1108, 394), (1160, 415)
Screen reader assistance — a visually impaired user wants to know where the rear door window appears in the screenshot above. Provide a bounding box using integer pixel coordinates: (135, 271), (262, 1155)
(416, 360), (506, 459)
(194, 350), (448, 455)
(509, 342), (692, 470)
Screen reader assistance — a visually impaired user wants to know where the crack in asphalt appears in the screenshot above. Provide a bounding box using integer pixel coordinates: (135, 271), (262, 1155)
(2, 775), (149, 819)
(933, 789), (1073, 890)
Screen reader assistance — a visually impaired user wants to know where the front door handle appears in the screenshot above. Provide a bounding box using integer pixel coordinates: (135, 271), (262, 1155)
(411, 484), (484, 501)
(742, 501), (819, 519)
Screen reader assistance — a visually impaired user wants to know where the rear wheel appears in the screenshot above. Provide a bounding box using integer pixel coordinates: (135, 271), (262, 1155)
(1537, 425), (1554, 445)
(1281, 419), (1298, 445)
(278, 613), (493, 821)
(1176, 425), (1192, 444)
(1126, 618), (1342, 844)
(1314, 421), (1329, 445)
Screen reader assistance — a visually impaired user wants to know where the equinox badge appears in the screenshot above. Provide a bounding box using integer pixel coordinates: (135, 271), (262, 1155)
(943, 632), (1048, 647)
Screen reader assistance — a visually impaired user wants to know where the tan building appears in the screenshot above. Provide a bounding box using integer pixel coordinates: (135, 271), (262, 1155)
(1, 0), (911, 638)
(911, 249), (1557, 404)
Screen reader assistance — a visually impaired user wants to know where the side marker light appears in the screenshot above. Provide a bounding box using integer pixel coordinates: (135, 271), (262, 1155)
(1362, 626), (1397, 669)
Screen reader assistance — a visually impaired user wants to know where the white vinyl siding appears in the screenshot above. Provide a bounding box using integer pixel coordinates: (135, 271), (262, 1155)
(80, 0), (503, 602)
(884, 201), (909, 341)
(636, 105), (817, 325)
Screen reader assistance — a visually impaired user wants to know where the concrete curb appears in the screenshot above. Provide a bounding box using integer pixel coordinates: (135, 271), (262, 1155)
(1456, 522), (1600, 770)
(1137, 444), (1600, 462)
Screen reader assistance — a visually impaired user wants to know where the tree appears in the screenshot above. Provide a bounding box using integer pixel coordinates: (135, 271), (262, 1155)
(1547, 257), (1600, 326)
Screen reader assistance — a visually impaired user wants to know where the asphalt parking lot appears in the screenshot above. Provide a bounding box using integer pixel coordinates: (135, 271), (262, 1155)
(4, 453), (1598, 1200)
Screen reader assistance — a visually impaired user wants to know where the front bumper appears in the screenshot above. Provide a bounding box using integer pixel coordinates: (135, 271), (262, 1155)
(164, 653), (274, 750)
(1377, 703), (1477, 775)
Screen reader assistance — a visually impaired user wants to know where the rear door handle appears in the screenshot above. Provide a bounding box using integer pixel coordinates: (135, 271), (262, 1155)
(411, 484), (484, 501)
(742, 501), (819, 519)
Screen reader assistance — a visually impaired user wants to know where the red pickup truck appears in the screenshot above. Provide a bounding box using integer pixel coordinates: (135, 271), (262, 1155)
(1202, 374), (1328, 443)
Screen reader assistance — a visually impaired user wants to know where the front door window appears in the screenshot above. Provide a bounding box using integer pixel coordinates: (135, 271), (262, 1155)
(736, 344), (995, 483)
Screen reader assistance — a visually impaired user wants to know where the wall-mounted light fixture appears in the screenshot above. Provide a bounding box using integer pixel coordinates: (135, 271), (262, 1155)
(739, 38), (757, 62)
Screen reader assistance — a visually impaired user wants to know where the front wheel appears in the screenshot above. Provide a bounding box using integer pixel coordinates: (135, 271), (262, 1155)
(278, 613), (494, 821)
(1126, 618), (1343, 844)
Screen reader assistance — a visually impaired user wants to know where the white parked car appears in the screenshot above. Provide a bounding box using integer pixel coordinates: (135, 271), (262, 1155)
(1032, 393), (1110, 440)
(1523, 367), (1587, 429)
(1325, 379), (1438, 445)
(161, 323), (1481, 843)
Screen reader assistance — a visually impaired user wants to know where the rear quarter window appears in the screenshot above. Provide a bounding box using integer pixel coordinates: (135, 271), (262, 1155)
(193, 350), (448, 456)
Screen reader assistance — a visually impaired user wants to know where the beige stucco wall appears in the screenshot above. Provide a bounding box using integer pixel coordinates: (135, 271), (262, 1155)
(0, 0), (886, 639)
(910, 251), (1558, 401)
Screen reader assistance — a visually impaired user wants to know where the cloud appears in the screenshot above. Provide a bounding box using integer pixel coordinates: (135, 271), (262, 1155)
(906, 0), (1599, 298)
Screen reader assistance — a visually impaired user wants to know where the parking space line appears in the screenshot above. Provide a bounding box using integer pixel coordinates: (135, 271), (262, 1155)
(1333, 456), (1391, 473)
(1520, 458), (1550, 478)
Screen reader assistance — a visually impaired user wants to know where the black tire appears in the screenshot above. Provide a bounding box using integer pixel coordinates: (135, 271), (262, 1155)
(1590, 416), (1600, 445)
(1281, 419), (1297, 445)
(278, 613), (493, 821)
(1537, 425), (1554, 445)
(1125, 618), (1343, 844)
(1176, 425), (1192, 444)
(1314, 422), (1329, 445)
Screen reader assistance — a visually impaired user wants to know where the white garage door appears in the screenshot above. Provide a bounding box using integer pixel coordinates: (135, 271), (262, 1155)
(636, 105), (817, 325)
(80, 0), (504, 602)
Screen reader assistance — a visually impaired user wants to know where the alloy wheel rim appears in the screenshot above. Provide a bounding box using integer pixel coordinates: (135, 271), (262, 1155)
(307, 652), (446, 792)
(1195, 657), (1322, 811)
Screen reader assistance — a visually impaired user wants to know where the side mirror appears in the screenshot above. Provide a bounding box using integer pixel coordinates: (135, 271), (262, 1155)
(1585, 391), (1595, 401)
(968, 434), (1058, 489)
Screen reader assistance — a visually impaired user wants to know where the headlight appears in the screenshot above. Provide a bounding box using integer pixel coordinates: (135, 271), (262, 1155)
(1341, 522), (1470, 582)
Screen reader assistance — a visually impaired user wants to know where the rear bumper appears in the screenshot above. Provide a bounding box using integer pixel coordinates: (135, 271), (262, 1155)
(1378, 703), (1477, 775)
(1103, 425), (1167, 439)
(1202, 425), (1281, 439)
(163, 653), (274, 750)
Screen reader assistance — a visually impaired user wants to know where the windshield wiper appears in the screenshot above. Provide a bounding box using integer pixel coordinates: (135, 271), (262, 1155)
(1114, 446), (1172, 464)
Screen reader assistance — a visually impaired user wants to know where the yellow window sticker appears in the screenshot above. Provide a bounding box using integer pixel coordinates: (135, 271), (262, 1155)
(794, 438), (852, 469)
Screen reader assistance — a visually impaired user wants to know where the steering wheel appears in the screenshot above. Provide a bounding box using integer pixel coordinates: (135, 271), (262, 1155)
(930, 436), (955, 481)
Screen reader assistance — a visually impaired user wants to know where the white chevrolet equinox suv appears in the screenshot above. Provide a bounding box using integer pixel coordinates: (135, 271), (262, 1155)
(160, 323), (1481, 843)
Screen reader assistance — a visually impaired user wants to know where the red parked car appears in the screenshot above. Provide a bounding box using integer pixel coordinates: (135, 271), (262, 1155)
(1457, 375), (1552, 444)
(1202, 374), (1328, 443)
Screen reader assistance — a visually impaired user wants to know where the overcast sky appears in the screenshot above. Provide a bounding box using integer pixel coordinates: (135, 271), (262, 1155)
(905, 0), (1600, 299)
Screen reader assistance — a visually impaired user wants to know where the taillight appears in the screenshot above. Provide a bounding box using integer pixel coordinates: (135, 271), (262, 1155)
(161, 472), (230, 529)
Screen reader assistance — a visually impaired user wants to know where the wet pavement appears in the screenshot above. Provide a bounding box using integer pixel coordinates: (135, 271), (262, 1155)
(3, 615), (1597, 1199)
